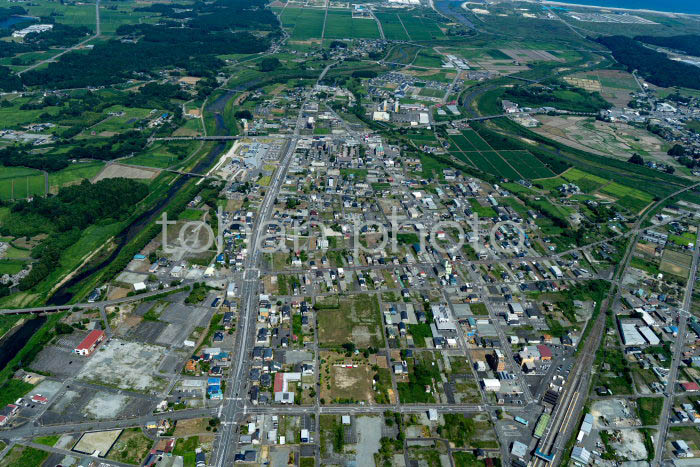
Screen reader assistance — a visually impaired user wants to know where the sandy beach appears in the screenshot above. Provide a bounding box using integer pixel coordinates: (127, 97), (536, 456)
(536, 0), (697, 17)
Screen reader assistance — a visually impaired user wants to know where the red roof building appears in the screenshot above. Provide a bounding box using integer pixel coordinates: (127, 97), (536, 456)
(31, 394), (48, 404)
(537, 345), (552, 360)
(274, 372), (284, 393)
(683, 382), (700, 392)
(0, 415), (7, 426)
(74, 330), (106, 356)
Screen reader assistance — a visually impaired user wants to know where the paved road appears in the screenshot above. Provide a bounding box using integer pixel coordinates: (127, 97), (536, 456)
(211, 63), (335, 467)
(0, 209), (684, 317)
(18, 0), (100, 76)
(532, 182), (699, 467)
(654, 226), (700, 465)
(152, 136), (241, 142)
(0, 282), (198, 315)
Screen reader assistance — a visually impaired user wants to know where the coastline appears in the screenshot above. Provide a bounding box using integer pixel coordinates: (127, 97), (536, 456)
(536, 0), (699, 17)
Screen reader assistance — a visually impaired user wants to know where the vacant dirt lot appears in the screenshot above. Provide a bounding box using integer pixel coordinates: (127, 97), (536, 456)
(534, 115), (668, 162)
(77, 339), (168, 392)
(73, 429), (122, 456)
(320, 352), (375, 403)
(93, 163), (160, 182)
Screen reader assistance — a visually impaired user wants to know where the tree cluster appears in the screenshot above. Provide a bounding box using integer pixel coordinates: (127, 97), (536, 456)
(21, 23), (270, 89)
(597, 35), (700, 90)
(3, 178), (149, 290)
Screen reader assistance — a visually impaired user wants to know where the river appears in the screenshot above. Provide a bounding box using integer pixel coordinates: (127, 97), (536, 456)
(0, 15), (35, 29)
(47, 98), (233, 305)
(434, 0), (476, 29)
(0, 316), (46, 371)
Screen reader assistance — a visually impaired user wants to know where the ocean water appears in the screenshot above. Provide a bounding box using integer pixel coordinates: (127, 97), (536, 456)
(549, 0), (700, 15)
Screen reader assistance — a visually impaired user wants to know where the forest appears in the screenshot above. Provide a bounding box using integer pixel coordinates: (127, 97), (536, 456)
(1, 179), (150, 290)
(0, 6), (27, 23)
(636, 34), (700, 57)
(0, 130), (149, 172)
(502, 79), (611, 113)
(138, 0), (279, 31)
(0, 65), (21, 92)
(0, 24), (91, 58)
(597, 35), (700, 90)
(21, 23), (270, 88)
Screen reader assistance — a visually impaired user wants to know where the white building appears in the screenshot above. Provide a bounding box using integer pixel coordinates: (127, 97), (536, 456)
(482, 378), (501, 392)
(12, 24), (53, 39)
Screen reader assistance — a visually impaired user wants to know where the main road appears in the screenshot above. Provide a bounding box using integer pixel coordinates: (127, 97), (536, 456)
(18, 0), (101, 76)
(210, 63), (334, 467)
(653, 226), (700, 465)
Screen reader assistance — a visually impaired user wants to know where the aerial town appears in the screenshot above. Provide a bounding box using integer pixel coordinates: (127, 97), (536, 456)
(0, 0), (700, 466)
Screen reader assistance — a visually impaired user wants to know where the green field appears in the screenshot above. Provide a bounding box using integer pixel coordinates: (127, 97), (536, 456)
(0, 166), (45, 201)
(0, 260), (26, 276)
(397, 13), (445, 41)
(447, 131), (553, 180)
(559, 168), (607, 193)
(499, 150), (556, 178)
(13, 0), (159, 35)
(412, 49), (444, 68)
(324, 10), (380, 39)
(280, 7), (326, 40)
(376, 13), (410, 41)
(560, 168), (653, 213)
(48, 162), (105, 189)
(462, 130), (492, 151)
(124, 141), (197, 168)
(418, 87), (445, 98)
(82, 106), (155, 136)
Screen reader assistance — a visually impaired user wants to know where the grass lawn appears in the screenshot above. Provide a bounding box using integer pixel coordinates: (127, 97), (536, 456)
(0, 315), (22, 339)
(637, 397), (663, 426)
(470, 303), (489, 316)
(669, 231), (695, 247)
(0, 445), (49, 467)
(317, 294), (383, 348)
(469, 199), (497, 218)
(178, 208), (204, 221)
(106, 428), (153, 465)
(340, 168), (368, 181)
(408, 323), (432, 347)
(413, 49), (444, 68)
(48, 162), (105, 189)
(173, 436), (200, 467)
(454, 452), (490, 467)
(418, 87), (445, 98)
(33, 435), (59, 447)
(0, 166), (45, 201)
(0, 260), (26, 276)
(0, 379), (34, 407)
